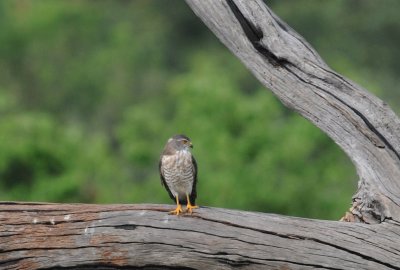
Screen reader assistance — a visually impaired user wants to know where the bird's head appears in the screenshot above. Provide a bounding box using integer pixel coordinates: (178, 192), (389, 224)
(168, 134), (193, 151)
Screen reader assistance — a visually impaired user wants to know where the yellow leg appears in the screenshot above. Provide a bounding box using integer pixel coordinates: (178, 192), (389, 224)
(186, 194), (198, 214)
(169, 196), (183, 215)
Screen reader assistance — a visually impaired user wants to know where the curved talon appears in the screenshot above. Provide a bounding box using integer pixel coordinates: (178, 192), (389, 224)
(186, 204), (198, 214)
(169, 204), (184, 215)
(186, 194), (198, 214)
(169, 196), (184, 215)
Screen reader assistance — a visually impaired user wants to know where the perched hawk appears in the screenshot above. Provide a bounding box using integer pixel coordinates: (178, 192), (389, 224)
(159, 134), (198, 215)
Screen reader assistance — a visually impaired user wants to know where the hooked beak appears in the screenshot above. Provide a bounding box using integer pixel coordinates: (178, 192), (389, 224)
(189, 142), (193, 148)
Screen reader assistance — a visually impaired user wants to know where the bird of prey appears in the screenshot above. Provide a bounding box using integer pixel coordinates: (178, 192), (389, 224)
(159, 134), (198, 215)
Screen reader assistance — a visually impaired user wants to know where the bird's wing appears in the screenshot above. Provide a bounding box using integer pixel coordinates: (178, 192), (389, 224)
(159, 156), (176, 202)
(189, 155), (198, 204)
(159, 158), (166, 187)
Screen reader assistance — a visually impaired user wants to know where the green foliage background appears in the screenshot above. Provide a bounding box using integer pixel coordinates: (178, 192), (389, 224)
(1, 0), (399, 220)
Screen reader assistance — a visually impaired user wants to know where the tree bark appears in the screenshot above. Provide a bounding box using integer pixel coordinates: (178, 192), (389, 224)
(184, 0), (400, 224)
(3, 1), (400, 269)
(1, 202), (400, 270)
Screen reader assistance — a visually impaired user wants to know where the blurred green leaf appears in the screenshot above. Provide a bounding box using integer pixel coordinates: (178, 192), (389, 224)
(2, 0), (399, 220)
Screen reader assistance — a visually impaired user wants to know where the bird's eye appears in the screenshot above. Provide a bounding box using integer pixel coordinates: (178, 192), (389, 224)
(182, 139), (188, 144)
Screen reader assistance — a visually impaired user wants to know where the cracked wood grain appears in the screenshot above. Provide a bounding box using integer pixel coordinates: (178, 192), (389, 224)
(1, 203), (400, 269)
(2, 2), (400, 269)
(184, 0), (400, 224)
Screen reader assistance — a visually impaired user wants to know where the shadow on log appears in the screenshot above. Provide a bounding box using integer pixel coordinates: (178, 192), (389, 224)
(1, 202), (400, 269)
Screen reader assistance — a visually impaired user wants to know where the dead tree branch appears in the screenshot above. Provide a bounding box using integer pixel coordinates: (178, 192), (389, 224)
(2, 1), (400, 269)
(1, 202), (400, 269)
(185, 0), (400, 224)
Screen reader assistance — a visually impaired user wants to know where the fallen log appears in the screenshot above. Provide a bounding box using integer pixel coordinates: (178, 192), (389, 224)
(2, 1), (400, 269)
(1, 202), (399, 269)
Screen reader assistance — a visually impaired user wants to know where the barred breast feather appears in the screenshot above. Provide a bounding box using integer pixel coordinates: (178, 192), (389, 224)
(160, 149), (197, 205)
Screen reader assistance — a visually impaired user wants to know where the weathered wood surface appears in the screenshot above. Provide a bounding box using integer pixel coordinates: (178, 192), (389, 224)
(184, 0), (400, 224)
(2, 1), (400, 269)
(1, 202), (400, 270)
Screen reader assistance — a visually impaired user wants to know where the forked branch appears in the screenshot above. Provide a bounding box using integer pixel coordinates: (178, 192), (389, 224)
(185, 0), (400, 223)
(2, 1), (400, 269)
